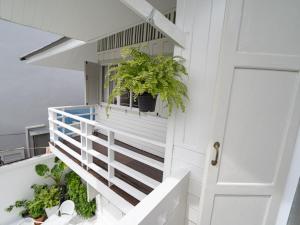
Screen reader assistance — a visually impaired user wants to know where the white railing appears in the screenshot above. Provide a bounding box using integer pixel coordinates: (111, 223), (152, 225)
(117, 170), (190, 225)
(48, 105), (166, 213)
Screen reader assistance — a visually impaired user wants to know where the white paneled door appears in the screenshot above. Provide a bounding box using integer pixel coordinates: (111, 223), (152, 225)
(199, 0), (300, 225)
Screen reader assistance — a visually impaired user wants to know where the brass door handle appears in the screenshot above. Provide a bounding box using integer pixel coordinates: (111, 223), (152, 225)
(211, 142), (220, 166)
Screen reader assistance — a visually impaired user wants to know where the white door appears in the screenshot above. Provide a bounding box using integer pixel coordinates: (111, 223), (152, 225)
(199, 0), (300, 224)
(85, 61), (101, 105)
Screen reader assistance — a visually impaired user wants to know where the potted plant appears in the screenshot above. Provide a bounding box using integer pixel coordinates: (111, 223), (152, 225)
(6, 158), (67, 221)
(37, 185), (61, 217)
(6, 158), (97, 221)
(35, 157), (67, 215)
(106, 47), (188, 114)
(6, 185), (49, 224)
(5, 199), (44, 223)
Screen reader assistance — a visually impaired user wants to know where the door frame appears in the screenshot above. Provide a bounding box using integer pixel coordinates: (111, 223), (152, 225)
(276, 128), (300, 225)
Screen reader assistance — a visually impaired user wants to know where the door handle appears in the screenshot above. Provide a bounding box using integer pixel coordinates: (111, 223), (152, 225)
(211, 142), (220, 166)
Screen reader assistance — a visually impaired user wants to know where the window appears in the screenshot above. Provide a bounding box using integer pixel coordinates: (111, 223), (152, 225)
(120, 90), (130, 107)
(101, 65), (138, 108)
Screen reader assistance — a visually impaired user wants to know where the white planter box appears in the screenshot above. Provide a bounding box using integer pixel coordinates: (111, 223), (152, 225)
(45, 205), (59, 217)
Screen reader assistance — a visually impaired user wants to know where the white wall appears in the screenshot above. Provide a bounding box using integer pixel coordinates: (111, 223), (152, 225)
(0, 154), (55, 225)
(165, 0), (224, 224)
(0, 20), (84, 150)
(96, 106), (167, 157)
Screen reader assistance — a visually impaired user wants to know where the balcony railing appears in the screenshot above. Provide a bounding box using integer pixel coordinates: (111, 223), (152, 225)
(117, 170), (189, 225)
(48, 104), (166, 215)
(0, 151), (188, 225)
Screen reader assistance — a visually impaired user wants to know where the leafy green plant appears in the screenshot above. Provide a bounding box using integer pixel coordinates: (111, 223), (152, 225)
(6, 185), (60, 219)
(6, 158), (64, 220)
(6, 200), (30, 218)
(65, 172), (96, 218)
(35, 157), (67, 186)
(34, 185), (60, 209)
(6, 159), (96, 220)
(106, 47), (188, 114)
(5, 185), (58, 219)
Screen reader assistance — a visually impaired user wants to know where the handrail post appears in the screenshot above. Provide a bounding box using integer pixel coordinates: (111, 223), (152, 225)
(80, 121), (87, 168)
(62, 108), (66, 134)
(49, 110), (58, 143)
(108, 130), (115, 186)
(89, 106), (94, 121)
(86, 123), (93, 167)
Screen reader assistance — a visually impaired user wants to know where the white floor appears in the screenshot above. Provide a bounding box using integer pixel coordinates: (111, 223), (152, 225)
(9, 216), (98, 225)
(69, 216), (98, 225)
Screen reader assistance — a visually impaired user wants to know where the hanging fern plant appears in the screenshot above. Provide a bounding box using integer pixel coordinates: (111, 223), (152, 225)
(106, 47), (188, 115)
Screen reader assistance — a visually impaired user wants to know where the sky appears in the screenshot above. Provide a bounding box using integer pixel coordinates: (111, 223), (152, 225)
(0, 19), (85, 149)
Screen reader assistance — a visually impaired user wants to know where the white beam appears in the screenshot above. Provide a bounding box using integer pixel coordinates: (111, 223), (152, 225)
(119, 0), (186, 48)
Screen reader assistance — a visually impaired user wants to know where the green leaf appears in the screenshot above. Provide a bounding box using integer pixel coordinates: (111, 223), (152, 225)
(65, 172), (96, 218)
(54, 157), (60, 163)
(35, 164), (49, 177)
(105, 47), (188, 115)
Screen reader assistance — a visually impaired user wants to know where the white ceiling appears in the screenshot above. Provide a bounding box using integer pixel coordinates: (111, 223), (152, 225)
(0, 0), (176, 42)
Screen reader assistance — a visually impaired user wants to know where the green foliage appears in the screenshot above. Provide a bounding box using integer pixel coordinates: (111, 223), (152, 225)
(6, 200), (29, 218)
(35, 157), (67, 185)
(33, 184), (60, 209)
(26, 200), (44, 219)
(35, 164), (49, 176)
(26, 185), (47, 218)
(6, 158), (64, 219)
(106, 47), (188, 115)
(65, 172), (96, 218)
(6, 184), (60, 219)
(6, 159), (96, 220)
(5, 184), (60, 219)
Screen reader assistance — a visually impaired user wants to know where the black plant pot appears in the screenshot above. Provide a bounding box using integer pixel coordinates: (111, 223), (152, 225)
(138, 93), (157, 112)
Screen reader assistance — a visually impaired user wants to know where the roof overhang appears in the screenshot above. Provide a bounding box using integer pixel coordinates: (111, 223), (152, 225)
(0, 0), (185, 71)
(0, 0), (183, 46)
(25, 40), (98, 71)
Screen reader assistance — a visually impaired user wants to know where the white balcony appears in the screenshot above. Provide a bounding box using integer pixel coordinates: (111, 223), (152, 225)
(48, 104), (189, 225)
